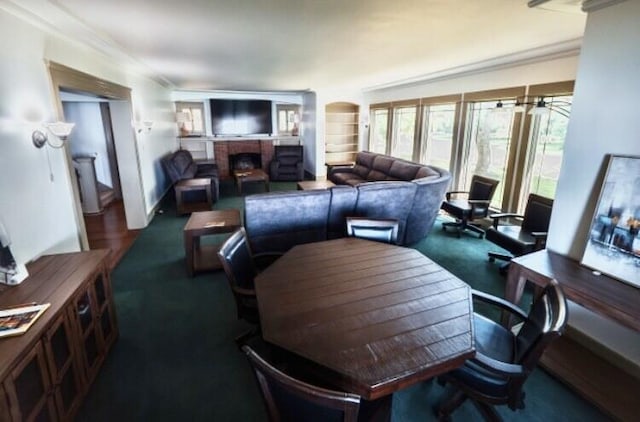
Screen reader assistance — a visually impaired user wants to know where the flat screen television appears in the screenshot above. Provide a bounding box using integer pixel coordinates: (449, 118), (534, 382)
(210, 99), (272, 136)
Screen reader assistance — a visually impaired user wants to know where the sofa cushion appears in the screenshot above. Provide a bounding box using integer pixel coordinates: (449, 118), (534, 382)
(367, 170), (388, 181)
(371, 155), (395, 174)
(388, 161), (420, 181)
(331, 172), (365, 186)
(356, 151), (377, 168)
(244, 190), (331, 254)
(352, 164), (370, 178)
(278, 156), (301, 166)
(183, 162), (198, 179)
(415, 166), (440, 180)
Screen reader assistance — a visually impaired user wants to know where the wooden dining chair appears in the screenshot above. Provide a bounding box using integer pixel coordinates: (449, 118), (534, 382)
(242, 345), (361, 422)
(346, 217), (399, 244)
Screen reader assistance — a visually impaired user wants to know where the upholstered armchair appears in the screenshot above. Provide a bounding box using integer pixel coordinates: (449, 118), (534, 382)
(269, 145), (304, 181)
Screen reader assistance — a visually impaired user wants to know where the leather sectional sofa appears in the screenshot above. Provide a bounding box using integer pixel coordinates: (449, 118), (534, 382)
(244, 152), (451, 253)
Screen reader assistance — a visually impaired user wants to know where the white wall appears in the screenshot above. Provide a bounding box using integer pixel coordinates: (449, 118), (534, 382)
(64, 102), (112, 186)
(547, 0), (640, 259)
(0, 8), (174, 264)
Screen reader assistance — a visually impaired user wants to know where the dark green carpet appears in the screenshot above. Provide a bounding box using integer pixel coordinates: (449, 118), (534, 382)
(76, 181), (609, 421)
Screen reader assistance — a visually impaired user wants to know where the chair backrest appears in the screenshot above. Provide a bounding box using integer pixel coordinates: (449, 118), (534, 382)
(521, 194), (554, 233)
(242, 345), (361, 422)
(346, 217), (399, 244)
(274, 145), (303, 161)
(218, 228), (259, 322)
(514, 278), (568, 377)
(218, 228), (257, 290)
(468, 175), (500, 201)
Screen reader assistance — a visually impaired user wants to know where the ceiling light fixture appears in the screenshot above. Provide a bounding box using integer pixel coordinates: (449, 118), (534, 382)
(493, 96), (571, 118)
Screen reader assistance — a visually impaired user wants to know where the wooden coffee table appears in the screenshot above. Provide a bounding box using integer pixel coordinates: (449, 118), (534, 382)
(297, 180), (335, 190)
(183, 209), (241, 276)
(234, 169), (270, 194)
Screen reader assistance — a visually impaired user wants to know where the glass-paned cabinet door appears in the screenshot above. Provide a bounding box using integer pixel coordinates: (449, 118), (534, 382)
(45, 312), (83, 419)
(75, 290), (94, 333)
(6, 342), (56, 421)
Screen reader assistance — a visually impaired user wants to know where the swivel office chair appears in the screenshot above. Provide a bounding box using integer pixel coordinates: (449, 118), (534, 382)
(441, 175), (500, 238)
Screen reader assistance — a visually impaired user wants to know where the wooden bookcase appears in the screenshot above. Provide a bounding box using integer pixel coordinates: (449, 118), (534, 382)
(0, 250), (117, 421)
(325, 102), (359, 166)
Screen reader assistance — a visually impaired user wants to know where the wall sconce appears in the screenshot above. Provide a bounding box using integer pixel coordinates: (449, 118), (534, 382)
(32, 121), (75, 149)
(136, 120), (153, 133)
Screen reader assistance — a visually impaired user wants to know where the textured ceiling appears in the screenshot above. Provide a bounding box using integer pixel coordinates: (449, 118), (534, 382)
(13, 0), (587, 91)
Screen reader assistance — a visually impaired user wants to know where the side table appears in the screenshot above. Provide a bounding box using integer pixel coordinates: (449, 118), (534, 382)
(183, 209), (241, 276)
(233, 169), (270, 194)
(175, 178), (213, 215)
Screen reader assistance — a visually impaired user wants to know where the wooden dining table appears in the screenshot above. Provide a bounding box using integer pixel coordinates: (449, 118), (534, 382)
(255, 237), (475, 402)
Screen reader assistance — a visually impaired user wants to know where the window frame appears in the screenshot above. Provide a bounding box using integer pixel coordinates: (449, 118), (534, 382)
(175, 101), (205, 136)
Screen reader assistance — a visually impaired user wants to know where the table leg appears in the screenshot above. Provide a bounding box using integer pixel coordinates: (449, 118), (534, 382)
(184, 231), (195, 277)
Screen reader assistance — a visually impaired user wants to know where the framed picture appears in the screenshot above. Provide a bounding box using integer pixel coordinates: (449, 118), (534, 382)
(581, 154), (640, 287)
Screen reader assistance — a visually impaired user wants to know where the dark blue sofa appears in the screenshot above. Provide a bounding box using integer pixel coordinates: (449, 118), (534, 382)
(244, 152), (450, 253)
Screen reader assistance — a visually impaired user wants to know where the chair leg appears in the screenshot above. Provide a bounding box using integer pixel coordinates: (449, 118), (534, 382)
(436, 388), (468, 422)
(470, 399), (503, 422)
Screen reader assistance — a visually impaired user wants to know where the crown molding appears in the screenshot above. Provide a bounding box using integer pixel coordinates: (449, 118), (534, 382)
(581, 0), (628, 12)
(363, 38), (582, 93)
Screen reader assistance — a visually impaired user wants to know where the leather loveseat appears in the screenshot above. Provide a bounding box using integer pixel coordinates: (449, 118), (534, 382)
(244, 157), (450, 254)
(161, 150), (220, 203)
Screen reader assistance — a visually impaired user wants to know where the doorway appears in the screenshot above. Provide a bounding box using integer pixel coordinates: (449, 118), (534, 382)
(47, 61), (147, 257)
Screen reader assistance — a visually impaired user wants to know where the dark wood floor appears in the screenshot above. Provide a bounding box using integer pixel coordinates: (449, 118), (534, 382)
(84, 200), (140, 271)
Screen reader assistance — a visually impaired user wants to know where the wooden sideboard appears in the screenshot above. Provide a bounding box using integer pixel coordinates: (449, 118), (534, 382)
(0, 250), (117, 421)
(505, 249), (640, 421)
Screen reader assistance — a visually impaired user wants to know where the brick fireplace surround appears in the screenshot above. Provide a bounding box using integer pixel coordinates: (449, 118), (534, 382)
(213, 140), (275, 179)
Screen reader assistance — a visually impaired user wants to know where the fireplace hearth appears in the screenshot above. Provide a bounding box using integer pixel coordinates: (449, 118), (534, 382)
(229, 153), (262, 171)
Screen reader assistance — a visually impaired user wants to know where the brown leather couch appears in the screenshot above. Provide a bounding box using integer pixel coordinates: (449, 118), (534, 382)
(161, 150), (220, 203)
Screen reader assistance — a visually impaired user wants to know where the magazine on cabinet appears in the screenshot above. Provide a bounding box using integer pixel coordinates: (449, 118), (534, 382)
(0, 303), (51, 338)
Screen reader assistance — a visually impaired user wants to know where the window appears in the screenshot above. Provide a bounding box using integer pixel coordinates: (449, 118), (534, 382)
(369, 108), (389, 154)
(175, 102), (205, 136)
(419, 103), (457, 170)
(461, 99), (518, 210)
(520, 95), (572, 209)
(276, 104), (300, 135)
(391, 105), (417, 161)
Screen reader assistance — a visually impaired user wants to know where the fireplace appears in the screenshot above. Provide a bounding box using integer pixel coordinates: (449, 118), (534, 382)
(229, 152), (262, 171)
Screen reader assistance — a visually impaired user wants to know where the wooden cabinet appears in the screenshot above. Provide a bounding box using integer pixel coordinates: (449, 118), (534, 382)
(325, 102), (359, 165)
(0, 250), (117, 422)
